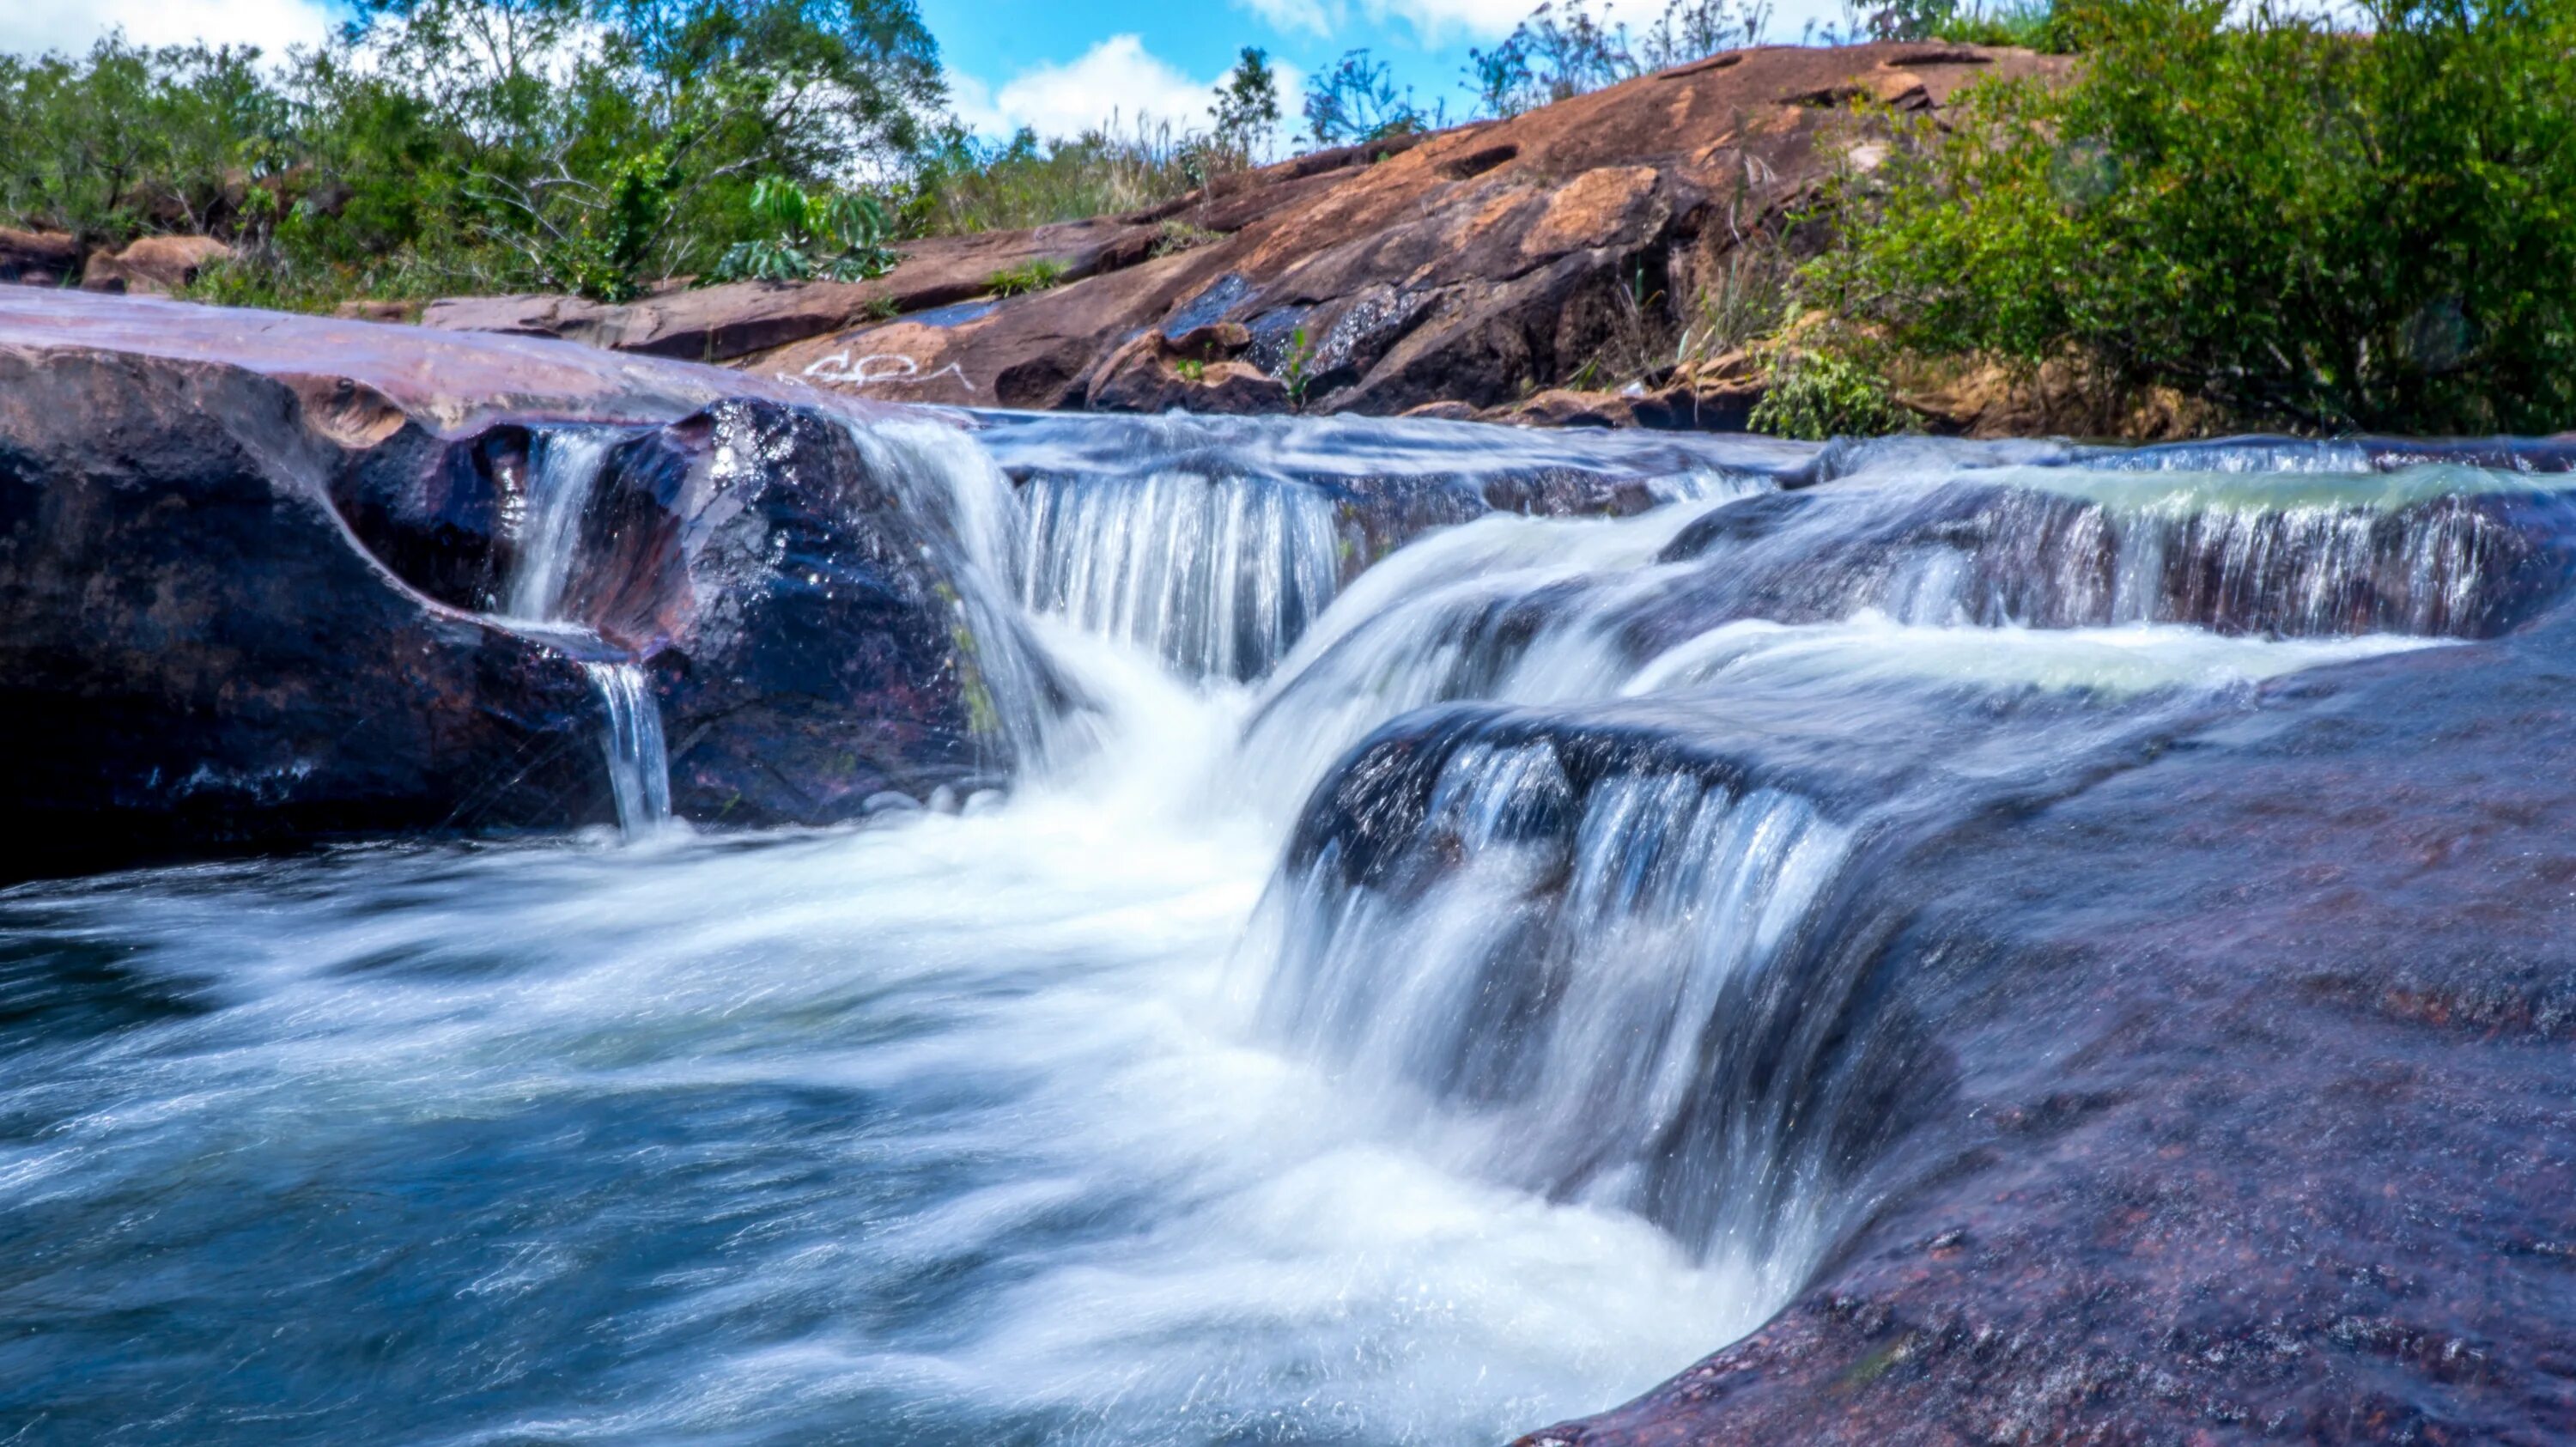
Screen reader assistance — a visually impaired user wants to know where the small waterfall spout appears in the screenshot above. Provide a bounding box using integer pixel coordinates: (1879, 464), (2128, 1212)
(582, 660), (671, 835)
(503, 426), (670, 836)
(506, 429), (617, 623)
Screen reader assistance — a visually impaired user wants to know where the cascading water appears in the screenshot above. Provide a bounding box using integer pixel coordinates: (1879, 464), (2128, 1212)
(506, 428), (619, 621)
(0, 420), (2555, 1446)
(501, 426), (671, 836)
(1019, 471), (1341, 680)
(582, 659), (672, 829)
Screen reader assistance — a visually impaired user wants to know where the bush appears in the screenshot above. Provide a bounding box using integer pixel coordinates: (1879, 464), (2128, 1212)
(1748, 350), (1914, 438)
(1806, 0), (2576, 434)
(899, 119), (1202, 237)
(709, 176), (898, 284)
(1302, 52), (1437, 146)
(984, 258), (1068, 296)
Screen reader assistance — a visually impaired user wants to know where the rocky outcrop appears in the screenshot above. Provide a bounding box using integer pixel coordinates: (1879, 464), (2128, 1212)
(0, 290), (1017, 879)
(80, 234), (234, 295)
(0, 227), (78, 286)
(1515, 610), (2576, 1444)
(419, 216), (1164, 364)
(412, 45), (2062, 427)
(0, 287), (893, 432)
(0, 342), (611, 881)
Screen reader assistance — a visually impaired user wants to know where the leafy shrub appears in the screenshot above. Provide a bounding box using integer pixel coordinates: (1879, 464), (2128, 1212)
(1807, 0), (2576, 434)
(1926, 0), (2079, 50)
(985, 258), (1069, 296)
(710, 176), (899, 284)
(1747, 350), (1914, 438)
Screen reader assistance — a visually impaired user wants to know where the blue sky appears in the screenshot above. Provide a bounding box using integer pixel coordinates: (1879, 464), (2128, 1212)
(1, 0), (1845, 146)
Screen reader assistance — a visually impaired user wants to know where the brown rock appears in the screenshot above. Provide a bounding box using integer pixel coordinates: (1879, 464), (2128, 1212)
(332, 298), (422, 324)
(425, 217), (1163, 364)
(0, 288), (897, 433)
(80, 234), (233, 295)
(0, 227), (78, 287)
(423, 43), (2069, 427)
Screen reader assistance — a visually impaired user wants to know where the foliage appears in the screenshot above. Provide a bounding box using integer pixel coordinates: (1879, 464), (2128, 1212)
(1302, 51), (1438, 147)
(1151, 219), (1222, 257)
(1208, 48), (1282, 169)
(1467, 0), (1772, 119)
(1679, 243), (1796, 364)
(0, 0), (947, 308)
(710, 174), (898, 284)
(899, 119), (1202, 238)
(1281, 324), (1318, 410)
(1747, 349), (1914, 437)
(0, 40), (293, 247)
(984, 258), (1069, 296)
(1925, 0), (2078, 50)
(1805, 0), (2576, 434)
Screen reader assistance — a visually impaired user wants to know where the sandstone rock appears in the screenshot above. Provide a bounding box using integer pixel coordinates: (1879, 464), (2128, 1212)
(1085, 320), (1290, 414)
(414, 45), (2063, 429)
(0, 227), (78, 286)
(80, 234), (233, 295)
(0, 288), (895, 432)
(423, 216), (1161, 364)
(1516, 605), (2576, 1444)
(0, 290), (1005, 873)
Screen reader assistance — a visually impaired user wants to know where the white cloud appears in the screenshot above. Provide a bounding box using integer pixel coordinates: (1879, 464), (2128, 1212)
(1, 0), (341, 58)
(1236, 0), (1344, 35)
(949, 35), (1244, 144)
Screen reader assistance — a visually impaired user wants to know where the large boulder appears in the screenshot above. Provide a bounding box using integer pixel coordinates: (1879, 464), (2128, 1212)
(0, 343), (613, 881)
(0, 290), (1028, 877)
(547, 401), (1056, 822)
(1516, 613), (2576, 1444)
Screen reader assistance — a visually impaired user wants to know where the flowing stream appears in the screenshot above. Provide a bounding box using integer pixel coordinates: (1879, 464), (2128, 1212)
(3, 413), (2562, 1445)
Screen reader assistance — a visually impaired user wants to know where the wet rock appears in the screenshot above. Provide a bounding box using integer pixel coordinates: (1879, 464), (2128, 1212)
(1513, 606), (2576, 1444)
(1086, 321), (1291, 414)
(0, 344), (613, 881)
(0, 288), (897, 432)
(540, 399), (1038, 824)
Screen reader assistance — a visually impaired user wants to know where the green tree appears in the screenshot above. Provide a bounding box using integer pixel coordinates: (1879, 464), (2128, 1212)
(1210, 47), (1281, 167)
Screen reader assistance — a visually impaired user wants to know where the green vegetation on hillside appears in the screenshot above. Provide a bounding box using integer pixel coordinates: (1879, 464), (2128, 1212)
(1802, 0), (2576, 434)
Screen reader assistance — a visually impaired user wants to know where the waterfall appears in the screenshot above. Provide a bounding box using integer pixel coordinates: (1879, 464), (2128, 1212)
(505, 429), (617, 623)
(582, 660), (671, 833)
(1256, 735), (1855, 1277)
(1019, 471), (1342, 681)
(503, 426), (670, 836)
